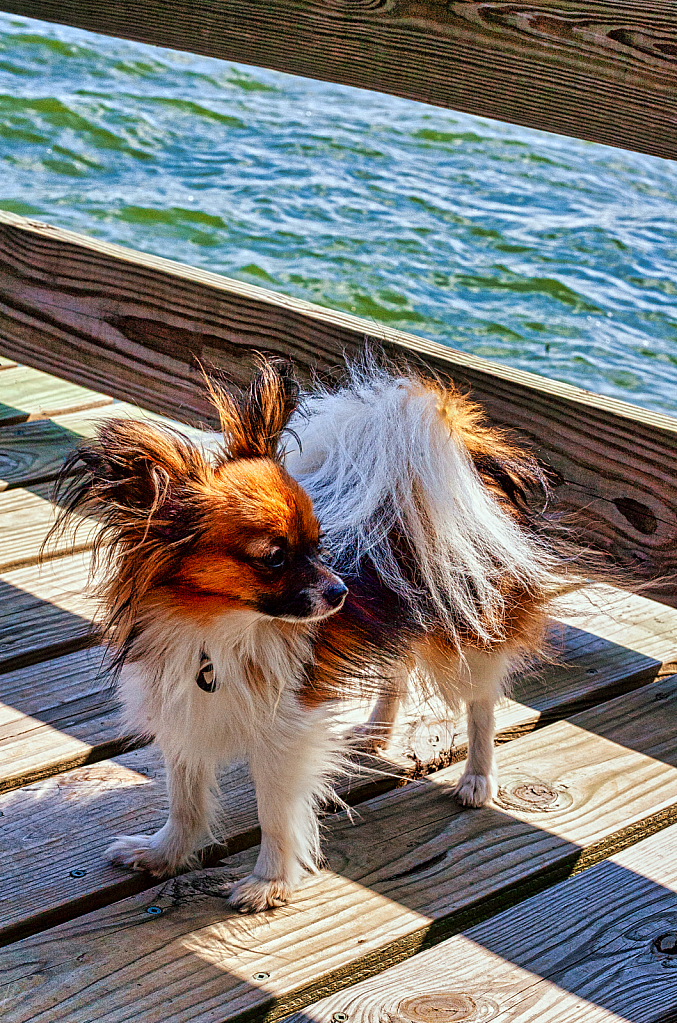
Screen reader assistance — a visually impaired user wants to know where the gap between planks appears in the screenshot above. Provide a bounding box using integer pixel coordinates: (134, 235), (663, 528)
(1, 677), (676, 1022)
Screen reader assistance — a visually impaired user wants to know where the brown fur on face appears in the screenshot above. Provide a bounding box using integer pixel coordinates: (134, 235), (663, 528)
(48, 361), (345, 658)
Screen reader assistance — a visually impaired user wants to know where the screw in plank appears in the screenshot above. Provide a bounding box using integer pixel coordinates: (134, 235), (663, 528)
(146, 906), (162, 916)
(69, 869), (87, 878)
(332, 1014), (349, 1022)
(253, 972), (270, 981)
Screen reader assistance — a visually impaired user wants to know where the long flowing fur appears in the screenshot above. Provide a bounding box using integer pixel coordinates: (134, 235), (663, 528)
(286, 360), (575, 651)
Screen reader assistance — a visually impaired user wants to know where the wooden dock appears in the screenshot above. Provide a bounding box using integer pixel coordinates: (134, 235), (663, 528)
(0, 2), (676, 1019)
(0, 360), (676, 1021)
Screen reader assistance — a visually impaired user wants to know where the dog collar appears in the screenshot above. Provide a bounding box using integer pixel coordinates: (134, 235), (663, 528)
(196, 650), (216, 693)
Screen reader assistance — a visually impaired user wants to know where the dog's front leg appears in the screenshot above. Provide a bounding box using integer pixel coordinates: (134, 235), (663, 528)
(107, 756), (213, 876)
(229, 713), (335, 913)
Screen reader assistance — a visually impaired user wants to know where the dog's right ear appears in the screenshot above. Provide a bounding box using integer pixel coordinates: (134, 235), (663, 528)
(48, 418), (206, 550)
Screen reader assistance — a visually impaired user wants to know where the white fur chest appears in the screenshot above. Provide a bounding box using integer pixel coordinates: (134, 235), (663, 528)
(117, 609), (315, 765)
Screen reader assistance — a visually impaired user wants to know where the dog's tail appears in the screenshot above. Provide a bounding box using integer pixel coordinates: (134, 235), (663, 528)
(286, 358), (576, 649)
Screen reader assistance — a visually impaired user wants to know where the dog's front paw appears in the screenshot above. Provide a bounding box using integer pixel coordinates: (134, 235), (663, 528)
(106, 835), (177, 877)
(452, 771), (497, 807)
(228, 874), (292, 913)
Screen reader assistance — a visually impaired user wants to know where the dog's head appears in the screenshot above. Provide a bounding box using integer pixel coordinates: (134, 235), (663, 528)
(51, 360), (347, 637)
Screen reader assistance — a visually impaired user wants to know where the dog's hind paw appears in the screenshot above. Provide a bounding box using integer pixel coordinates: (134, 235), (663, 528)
(349, 721), (392, 753)
(228, 874), (292, 913)
(106, 835), (176, 877)
(452, 771), (497, 808)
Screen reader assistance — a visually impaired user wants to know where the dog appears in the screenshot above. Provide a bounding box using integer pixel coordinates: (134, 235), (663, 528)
(51, 357), (575, 913)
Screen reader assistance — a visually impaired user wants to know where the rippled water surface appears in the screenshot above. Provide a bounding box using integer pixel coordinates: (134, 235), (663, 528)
(1, 14), (677, 414)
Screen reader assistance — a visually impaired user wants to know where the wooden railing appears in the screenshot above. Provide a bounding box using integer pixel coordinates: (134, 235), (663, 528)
(0, 3), (675, 600)
(1, 2), (676, 160)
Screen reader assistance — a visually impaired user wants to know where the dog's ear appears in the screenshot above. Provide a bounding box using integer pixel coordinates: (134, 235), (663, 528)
(209, 358), (300, 461)
(49, 418), (206, 548)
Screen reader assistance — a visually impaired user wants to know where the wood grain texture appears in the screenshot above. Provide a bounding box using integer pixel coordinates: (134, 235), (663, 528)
(0, 365), (111, 427)
(2, 678), (676, 1023)
(288, 822), (677, 1023)
(0, 550), (96, 675)
(0, 483), (94, 572)
(0, 397), (212, 490)
(0, 581), (673, 794)
(0, 647), (127, 795)
(0, 212), (675, 599)
(3, 2), (677, 160)
(0, 585), (674, 944)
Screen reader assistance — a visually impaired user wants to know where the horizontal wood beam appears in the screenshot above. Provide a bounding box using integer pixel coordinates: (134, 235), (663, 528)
(0, 210), (675, 599)
(3, 2), (677, 161)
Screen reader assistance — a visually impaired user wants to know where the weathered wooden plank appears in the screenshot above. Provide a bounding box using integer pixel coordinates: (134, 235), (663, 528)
(0, 365), (111, 428)
(0, 551), (96, 674)
(0, 213), (674, 600)
(0, 483), (95, 572)
(1, 582), (674, 796)
(0, 397), (214, 490)
(0, 584), (675, 946)
(0, 647), (126, 795)
(3, 2), (676, 161)
(0, 356), (17, 370)
(288, 822), (677, 1023)
(2, 677), (676, 1022)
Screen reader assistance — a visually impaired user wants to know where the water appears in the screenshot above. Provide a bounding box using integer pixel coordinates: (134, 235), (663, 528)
(1, 13), (676, 416)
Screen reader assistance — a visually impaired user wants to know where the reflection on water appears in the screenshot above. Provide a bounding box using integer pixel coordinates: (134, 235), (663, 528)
(1, 14), (676, 414)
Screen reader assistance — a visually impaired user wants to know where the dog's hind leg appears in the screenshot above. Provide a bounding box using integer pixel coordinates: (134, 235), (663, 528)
(107, 755), (215, 876)
(351, 664), (409, 753)
(419, 639), (513, 808)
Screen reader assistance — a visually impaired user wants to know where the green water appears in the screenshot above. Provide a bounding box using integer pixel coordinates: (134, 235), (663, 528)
(1, 13), (676, 415)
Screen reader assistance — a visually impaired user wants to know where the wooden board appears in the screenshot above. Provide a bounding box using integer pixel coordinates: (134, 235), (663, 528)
(1, 582), (674, 796)
(3, 3), (677, 161)
(0, 647), (126, 795)
(289, 821), (677, 1023)
(0, 365), (111, 427)
(1, 677), (676, 1022)
(0, 550), (96, 674)
(0, 213), (674, 600)
(0, 397), (215, 490)
(0, 583), (675, 946)
(0, 483), (95, 572)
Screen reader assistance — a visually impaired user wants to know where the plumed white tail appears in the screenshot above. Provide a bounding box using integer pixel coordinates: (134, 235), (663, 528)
(286, 362), (565, 648)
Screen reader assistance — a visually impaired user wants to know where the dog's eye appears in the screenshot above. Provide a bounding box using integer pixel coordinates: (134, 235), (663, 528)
(261, 548), (286, 570)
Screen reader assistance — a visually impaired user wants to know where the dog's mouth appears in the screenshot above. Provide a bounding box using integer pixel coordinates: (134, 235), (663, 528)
(260, 578), (348, 623)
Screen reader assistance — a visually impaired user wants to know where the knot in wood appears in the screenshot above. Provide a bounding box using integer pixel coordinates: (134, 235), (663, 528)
(397, 993), (477, 1022)
(495, 776), (572, 814)
(512, 782), (558, 807)
(653, 932), (677, 956)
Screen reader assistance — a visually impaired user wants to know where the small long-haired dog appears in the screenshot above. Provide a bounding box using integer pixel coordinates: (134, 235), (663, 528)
(52, 357), (576, 912)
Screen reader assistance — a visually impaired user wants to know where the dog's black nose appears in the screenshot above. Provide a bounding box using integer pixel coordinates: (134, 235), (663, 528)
(324, 581), (348, 608)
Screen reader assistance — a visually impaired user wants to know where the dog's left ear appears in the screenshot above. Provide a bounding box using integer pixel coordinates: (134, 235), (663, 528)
(210, 358), (300, 461)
